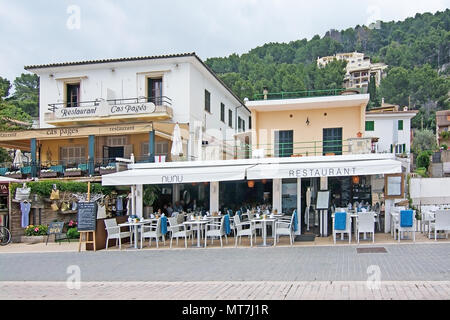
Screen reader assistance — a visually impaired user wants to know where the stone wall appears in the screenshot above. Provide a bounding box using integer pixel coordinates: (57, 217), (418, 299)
(10, 201), (78, 242)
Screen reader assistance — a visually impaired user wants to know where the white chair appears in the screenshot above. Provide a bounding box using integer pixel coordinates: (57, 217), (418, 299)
(429, 210), (450, 241)
(104, 218), (132, 250)
(422, 211), (435, 236)
(140, 218), (166, 248)
(274, 213), (295, 246)
(332, 211), (352, 244)
(356, 212), (375, 243)
(168, 219), (193, 248)
(204, 216), (228, 247)
(394, 210), (416, 242)
(234, 214), (256, 247)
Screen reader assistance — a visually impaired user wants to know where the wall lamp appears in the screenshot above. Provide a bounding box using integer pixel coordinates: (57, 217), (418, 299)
(306, 117), (310, 126)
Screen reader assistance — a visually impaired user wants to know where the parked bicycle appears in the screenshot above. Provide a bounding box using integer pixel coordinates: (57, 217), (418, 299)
(0, 226), (11, 245)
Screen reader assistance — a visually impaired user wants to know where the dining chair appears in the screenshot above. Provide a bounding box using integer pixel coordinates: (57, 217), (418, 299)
(394, 210), (416, 242)
(356, 212), (375, 243)
(234, 214), (256, 247)
(429, 210), (450, 241)
(333, 211), (352, 244)
(274, 213), (295, 246)
(204, 216), (228, 247)
(168, 219), (193, 248)
(140, 218), (165, 248)
(104, 218), (132, 250)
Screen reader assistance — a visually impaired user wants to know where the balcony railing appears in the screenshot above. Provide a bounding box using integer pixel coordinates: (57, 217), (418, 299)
(233, 137), (374, 159)
(48, 96), (172, 112)
(252, 88), (364, 101)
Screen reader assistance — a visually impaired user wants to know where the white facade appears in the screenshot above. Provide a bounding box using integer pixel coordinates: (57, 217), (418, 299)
(26, 54), (250, 161)
(365, 111), (417, 154)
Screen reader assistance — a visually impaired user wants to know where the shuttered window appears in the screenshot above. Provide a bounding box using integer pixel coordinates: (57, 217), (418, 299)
(60, 146), (86, 164)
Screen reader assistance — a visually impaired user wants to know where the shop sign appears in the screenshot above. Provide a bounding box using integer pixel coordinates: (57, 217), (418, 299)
(161, 175), (184, 184)
(288, 167), (357, 178)
(55, 102), (156, 119)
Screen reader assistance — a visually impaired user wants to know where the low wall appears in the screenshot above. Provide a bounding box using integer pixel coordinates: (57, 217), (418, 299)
(410, 177), (450, 205)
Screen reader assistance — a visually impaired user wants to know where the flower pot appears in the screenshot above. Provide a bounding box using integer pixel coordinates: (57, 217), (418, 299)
(21, 235), (52, 243)
(100, 168), (116, 175)
(40, 171), (58, 178)
(64, 170), (82, 177)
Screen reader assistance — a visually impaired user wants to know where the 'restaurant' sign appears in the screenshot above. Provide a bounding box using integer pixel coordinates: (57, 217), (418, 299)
(55, 102), (156, 119)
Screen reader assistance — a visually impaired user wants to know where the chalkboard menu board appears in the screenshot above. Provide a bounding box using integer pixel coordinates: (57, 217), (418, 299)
(77, 202), (98, 231)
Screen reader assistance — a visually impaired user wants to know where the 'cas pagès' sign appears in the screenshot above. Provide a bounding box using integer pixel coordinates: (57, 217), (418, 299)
(55, 102), (156, 119)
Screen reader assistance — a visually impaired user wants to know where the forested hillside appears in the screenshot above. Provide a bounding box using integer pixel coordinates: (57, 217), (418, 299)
(205, 9), (450, 131)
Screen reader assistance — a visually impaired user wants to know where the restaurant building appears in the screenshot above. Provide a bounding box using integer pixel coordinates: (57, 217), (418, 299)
(0, 53), (250, 179)
(103, 90), (406, 236)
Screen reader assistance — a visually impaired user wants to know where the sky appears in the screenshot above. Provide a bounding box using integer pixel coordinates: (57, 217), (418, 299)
(0, 0), (449, 82)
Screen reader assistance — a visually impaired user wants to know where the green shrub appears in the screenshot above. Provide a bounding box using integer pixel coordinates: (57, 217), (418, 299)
(440, 144), (448, 150)
(10, 181), (113, 198)
(416, 152), (431, 170)
(415, 167), (427, 177)
(66, 227), (80, 239)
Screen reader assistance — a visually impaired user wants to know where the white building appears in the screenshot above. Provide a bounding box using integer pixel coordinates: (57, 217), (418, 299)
(365, 104), (418, 155)
(317, 52), (387, 89)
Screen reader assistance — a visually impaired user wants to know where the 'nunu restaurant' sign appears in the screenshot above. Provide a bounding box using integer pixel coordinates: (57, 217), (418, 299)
(288, 167), (357, 178)
(56, 102), (156, 119)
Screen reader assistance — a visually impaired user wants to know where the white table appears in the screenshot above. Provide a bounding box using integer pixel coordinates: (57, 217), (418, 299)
(183, 220), (208, 248)
(251, 218), (276, 247)
(118, 221), (149, 249)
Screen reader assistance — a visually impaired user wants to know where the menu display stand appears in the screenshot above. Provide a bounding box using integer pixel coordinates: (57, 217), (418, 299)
(316, 191), (330, 237)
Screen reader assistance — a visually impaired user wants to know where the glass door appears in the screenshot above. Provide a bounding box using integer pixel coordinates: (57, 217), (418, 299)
(282, 178), (297, 215)
(148, 78), (162, 105)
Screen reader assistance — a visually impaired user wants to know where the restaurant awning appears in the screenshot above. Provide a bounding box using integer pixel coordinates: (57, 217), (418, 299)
(102, 164), (254, 186)
(246, 159), (402, 180)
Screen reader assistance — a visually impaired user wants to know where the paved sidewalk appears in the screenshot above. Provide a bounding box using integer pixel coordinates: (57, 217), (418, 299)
(0, 281), (449, 300)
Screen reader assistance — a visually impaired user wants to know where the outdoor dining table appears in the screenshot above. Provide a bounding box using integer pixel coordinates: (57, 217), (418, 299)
(251, 217), (277, 247)
(333, 212), (378, 240)
(183, 219), (208, 248)
(118, 220), (150, 249)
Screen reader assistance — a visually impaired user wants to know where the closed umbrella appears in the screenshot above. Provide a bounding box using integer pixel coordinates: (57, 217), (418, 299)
(171, 123), (183, 157)
(13, 150), (23, 169)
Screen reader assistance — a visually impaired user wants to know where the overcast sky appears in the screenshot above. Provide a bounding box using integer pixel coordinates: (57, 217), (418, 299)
(0, 0), (449, 82)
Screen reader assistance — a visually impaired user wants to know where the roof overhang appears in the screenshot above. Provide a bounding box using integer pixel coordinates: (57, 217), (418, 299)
(246, 94), (369, 112)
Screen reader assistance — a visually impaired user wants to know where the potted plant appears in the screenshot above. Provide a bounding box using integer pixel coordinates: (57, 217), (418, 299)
(40, 169), (57, 178)
(66, 220), (79, 239)
(64, 168), (82, 177)
(21, 224), (49, 243)
(5, 170), (23, 179)
(99, 165), (116, 175)
(143, 185), (160, 217)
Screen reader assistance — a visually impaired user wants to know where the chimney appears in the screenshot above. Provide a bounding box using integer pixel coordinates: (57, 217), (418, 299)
(263, 87), (268, 100)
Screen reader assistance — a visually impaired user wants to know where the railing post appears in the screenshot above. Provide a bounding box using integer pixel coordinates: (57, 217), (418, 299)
(149, 130), (155, 163)
(31, 138), (37, 178)
(88, 135), (95, 176)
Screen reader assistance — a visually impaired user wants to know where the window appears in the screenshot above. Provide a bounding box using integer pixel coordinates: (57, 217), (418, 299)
(275, 130), (293, 157)
(238, 116), (242, 131)
(106, 136), (127, 146)
(395, 144), (407, 154)
(66, 83), (80, 108)
(242, 120), (245, 132)
(205, 90), (211, 113)
(142, 141), (169, 156)
(228, 109), (233, 128)
(365, 121), (375, 131)
(60, 146), (86, 164)
(147, 78), (162, 105)
(323, 128), (343, 155)
(220, 103), (225, 122)
(249, 116), (252, 130)
(398, 120), (404, 131)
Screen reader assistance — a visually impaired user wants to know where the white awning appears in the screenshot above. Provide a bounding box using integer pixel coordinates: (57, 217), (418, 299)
(246, 159), (402, 180)
(102, 164), (253, 186)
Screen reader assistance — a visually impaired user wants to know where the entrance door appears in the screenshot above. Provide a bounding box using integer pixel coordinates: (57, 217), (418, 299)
(148, 78), (163, 105)
(108, 147), (124, 161)
(281, 178), (297, 215)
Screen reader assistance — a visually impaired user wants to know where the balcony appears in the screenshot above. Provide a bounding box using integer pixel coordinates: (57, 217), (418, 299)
(45, 96), (173, 126)
(234, 137), (375, 159)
